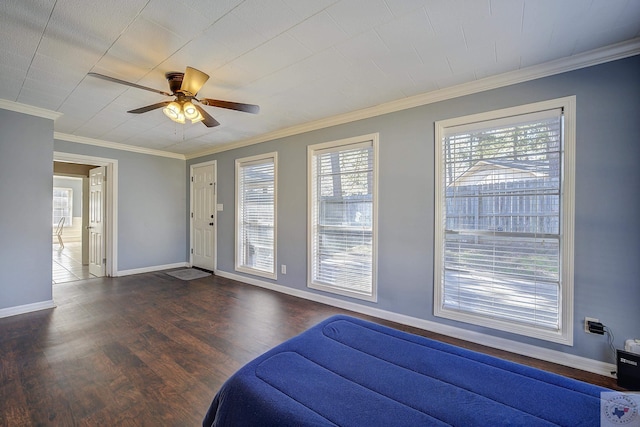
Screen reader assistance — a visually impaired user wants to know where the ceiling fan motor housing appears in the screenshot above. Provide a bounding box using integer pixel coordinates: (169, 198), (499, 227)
(165, 72), (184, 94)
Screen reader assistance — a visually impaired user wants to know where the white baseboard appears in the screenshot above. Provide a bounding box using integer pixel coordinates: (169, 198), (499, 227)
(215, 269), (616, 378)
(0, 300), (56, 319)
(117, 262), (189, 277)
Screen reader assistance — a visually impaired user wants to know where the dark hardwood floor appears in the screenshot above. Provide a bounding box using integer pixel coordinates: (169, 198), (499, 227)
(0, 272), (621, 426)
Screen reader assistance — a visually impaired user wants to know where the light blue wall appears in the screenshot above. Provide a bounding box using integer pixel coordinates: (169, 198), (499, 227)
(189, 55), (640, 363)
(0, 110), (54, 310)
(53, 176), (83, 219)
(53, 140), (187, 271)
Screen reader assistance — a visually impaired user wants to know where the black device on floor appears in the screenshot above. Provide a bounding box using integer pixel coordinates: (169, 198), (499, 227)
(617, 349), (640, 390)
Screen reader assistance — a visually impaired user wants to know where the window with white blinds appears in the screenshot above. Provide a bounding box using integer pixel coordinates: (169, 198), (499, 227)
(235, 153), (277, 279)
(53, 187), (72, 227)
(308, 134), (378, 301)
(434, 97), (575, 345)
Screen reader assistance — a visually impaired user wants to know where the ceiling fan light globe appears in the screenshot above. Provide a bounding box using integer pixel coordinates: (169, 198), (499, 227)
(163, 101), (182, 121)
(162, 106), (177, 120)
(183, 101), (199, 120)
(191, 113), (204, 124)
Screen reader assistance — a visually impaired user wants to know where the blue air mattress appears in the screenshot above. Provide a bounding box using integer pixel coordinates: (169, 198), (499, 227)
(203, 315), (607, 426)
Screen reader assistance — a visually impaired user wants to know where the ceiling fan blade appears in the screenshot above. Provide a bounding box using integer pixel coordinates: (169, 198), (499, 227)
(194, 104), (220, 127)
(127, 101), (170, 114)
(199, 98), (260, 114)
(88, 72), (172, 96)
(181, 67), (209, 96)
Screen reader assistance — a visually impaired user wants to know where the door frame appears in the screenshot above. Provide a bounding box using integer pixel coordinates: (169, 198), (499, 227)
(53, 152), (118, 276)
(189, 160), (217, 272)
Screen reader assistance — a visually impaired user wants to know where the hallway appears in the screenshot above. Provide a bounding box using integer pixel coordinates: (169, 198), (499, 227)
(52, 242), (95, 284)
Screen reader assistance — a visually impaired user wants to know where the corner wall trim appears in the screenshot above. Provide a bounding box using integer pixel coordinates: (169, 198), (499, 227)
(215, 269), (616, 378)
(117, 262), (189, 277)
(0, 300), (56, 319)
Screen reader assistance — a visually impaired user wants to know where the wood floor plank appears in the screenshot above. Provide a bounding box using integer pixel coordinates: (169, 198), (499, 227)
(0, 271), (622, 425)
(0, 369), (31, 427)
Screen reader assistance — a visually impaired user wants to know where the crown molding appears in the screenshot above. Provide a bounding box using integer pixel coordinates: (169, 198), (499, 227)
(54, 132), (186, 160)
(187, 37), (640, 160)
(0, 99), (63, 120)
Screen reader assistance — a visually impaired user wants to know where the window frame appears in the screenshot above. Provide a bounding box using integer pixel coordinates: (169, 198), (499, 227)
(235, 152), (278, 280)
(433, 96), (576, 345)
(307, 133), (379, 302)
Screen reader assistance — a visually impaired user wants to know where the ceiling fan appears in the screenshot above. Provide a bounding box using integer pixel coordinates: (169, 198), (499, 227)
(88, 66), (259, 128)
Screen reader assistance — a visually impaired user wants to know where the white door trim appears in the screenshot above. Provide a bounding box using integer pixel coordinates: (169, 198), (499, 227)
(53, 151), (118, 276)
(190, 160), (217, 271)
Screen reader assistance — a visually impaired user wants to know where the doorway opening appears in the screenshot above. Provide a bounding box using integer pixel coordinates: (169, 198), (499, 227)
(52, 171), (94, 284)
(52, 152), (118, 283)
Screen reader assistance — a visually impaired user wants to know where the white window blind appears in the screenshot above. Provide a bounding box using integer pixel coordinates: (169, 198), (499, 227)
(236, 153), (276, 279)
(53, 187), (72, 227)
(434, 98), (575, 345)
(308, 135), (378, 301)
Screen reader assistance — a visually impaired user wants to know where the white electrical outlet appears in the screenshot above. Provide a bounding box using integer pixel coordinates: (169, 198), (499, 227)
(281, 264), (287, 275)
(584, 317), (599, 333)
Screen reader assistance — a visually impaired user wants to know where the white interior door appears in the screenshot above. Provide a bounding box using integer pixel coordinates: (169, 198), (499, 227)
(88, 166), (106, 277)
(191, 163), (216, 271)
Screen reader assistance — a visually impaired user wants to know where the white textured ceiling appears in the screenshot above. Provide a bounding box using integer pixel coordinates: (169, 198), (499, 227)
(1, 0), (639, 156)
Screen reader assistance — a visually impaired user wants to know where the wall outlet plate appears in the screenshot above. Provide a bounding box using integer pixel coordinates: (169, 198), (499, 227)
(584, 317), (599, 333)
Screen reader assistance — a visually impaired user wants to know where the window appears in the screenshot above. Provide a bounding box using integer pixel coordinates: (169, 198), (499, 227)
(53, 187), (73, 227)
(434, 97), (575, 345)
(308, 134), (378, 301)
(235, 153), (277, 279)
